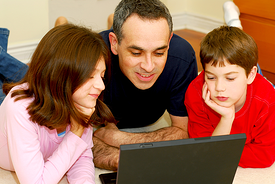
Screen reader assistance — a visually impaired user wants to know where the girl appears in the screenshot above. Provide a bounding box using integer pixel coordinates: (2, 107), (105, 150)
(0, 24), (116, 183)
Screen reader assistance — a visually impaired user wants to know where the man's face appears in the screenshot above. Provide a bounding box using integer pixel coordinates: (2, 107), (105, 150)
(110, 14), (172, 90)
(204, 60), (255, 112)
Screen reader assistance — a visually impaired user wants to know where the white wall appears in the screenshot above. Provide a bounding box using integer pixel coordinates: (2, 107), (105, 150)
(1, 0), (231, 63)
(1, 0), (232, 46)
(0, 0), (49, 46)
(48, 0), (121, 32)
(166, 0), (231, 32)
(184, 0), (230, 21)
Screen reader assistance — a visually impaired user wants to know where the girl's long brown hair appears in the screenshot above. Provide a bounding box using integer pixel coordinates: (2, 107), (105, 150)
(3, 24), (116, 129)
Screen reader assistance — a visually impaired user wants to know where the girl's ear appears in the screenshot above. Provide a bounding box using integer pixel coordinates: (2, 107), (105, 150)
(247, 66), (258, 85)
(109, 32), (119, 55)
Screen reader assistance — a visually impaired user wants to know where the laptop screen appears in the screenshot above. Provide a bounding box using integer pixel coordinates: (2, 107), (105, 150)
(100, 133), (246, 184)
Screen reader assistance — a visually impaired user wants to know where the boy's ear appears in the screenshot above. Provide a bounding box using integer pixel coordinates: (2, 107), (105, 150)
(247, 66), (258, 85)
(109, 32), (119, 55)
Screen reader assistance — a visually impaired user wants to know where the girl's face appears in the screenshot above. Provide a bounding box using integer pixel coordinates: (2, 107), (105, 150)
(72, 58), (106, 115)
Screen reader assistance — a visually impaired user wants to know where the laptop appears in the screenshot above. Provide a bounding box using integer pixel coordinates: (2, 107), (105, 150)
(99, 133), (246, 184)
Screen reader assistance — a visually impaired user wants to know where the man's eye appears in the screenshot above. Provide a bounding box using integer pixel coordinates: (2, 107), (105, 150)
(155, 52), (164, 56)
(132, 52), (141, 56)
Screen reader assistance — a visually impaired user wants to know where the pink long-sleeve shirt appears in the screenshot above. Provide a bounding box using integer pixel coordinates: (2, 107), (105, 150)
(0, 84), (95, 184)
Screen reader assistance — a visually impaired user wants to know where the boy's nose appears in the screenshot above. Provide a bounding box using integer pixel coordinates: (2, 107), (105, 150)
(215, 80), (226, 92)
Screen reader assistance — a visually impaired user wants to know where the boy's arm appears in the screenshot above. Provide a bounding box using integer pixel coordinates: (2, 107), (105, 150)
(185, 80), (215, 138)
(239, 108), (275, 168)
(202, 82), (235, 136)
(185, 80), (235, 138)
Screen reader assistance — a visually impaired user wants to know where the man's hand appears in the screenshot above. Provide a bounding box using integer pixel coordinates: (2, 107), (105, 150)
(92, 137), (119, 171)
(94, 123), (123, 148)
(93, 116), (188, 170)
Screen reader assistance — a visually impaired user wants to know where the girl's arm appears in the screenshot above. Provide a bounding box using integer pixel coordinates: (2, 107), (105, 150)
(66, 127), (95, 184)
(6, 99), (93, 184)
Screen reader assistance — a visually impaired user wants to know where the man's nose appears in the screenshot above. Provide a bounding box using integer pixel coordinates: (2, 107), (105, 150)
(140, 55), (155, 73)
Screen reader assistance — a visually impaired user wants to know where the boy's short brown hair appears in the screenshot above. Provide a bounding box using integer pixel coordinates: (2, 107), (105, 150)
(200, 26), (258, 76)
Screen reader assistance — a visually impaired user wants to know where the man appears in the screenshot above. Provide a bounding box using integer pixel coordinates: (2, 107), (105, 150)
(93, 0), (198, 170)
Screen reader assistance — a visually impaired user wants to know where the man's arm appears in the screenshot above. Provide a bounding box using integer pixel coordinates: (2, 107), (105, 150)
(92, 137), (119, 171)
(93, 115), (188, 148)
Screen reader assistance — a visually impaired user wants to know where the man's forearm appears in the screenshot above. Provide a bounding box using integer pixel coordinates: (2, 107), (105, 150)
(92, 137), (119, 171)
(118, 126), (188, 146)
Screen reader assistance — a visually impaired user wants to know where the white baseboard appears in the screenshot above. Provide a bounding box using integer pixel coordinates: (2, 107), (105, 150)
(7, 41), (38, 64)
(172, 12), (225, 34)
(6, 13), (224, 63)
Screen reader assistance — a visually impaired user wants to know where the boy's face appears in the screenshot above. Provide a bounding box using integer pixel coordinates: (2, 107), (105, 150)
(204, 60), (255, 112)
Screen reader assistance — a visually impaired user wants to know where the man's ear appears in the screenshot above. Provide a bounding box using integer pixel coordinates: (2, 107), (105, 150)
(167, 32), (173, 50)
(109, 32), (119, 55)
(247, 66), (258, 85)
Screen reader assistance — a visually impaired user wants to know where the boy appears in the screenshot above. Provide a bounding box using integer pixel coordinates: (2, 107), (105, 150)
(185, 26), (275, 168)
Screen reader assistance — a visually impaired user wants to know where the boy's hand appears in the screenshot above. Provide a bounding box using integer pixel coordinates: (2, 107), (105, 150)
(202, 82), (235, 119)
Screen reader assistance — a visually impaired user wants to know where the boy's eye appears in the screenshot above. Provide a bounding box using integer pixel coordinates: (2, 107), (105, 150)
(206, 76), (215, 80)
(227, 78), (235, 81)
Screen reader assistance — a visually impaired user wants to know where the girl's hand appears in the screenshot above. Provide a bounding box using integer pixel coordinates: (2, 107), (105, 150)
(202, 82), (235, 119)
(74, 103), (95, 117)
(70, 116), (85, 138)
(70, 104), (95, 138)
